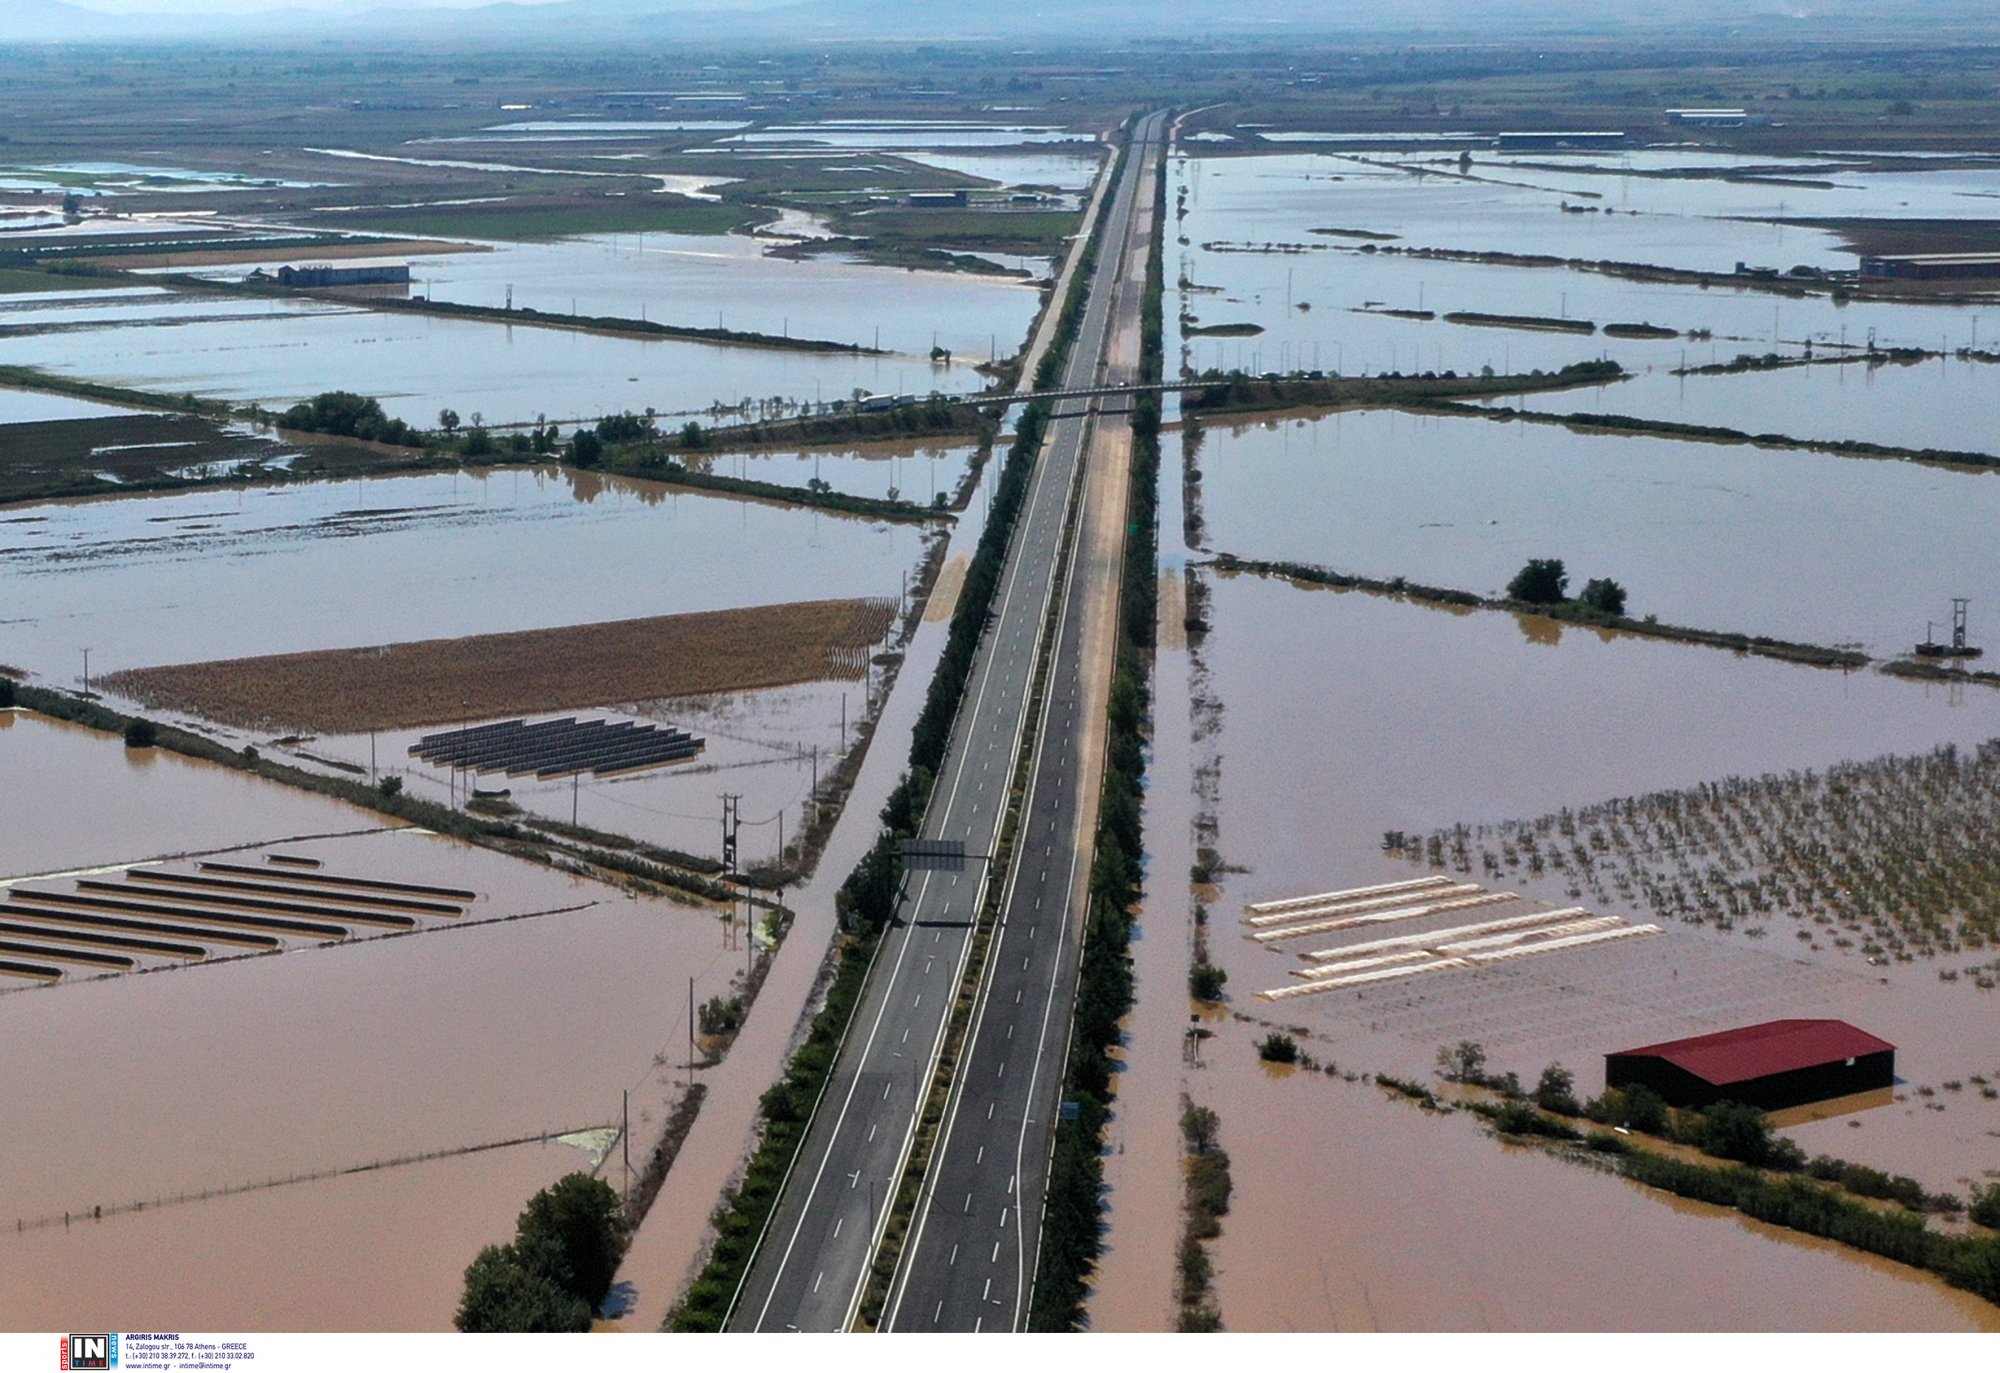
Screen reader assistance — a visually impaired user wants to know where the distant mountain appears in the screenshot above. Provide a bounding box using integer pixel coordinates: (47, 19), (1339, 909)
(6, 0), (128, 42)
(10, 0), (2000, 46)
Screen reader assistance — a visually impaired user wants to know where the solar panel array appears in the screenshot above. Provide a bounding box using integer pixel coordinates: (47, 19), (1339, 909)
(409, 716), (705, 779)
(0, 856), (477, 986)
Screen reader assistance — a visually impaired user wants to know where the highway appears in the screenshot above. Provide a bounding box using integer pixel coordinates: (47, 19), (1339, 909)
(727, 111), (1164, 1333)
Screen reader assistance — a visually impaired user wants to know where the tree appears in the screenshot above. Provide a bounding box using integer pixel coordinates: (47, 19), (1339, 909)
(514, 1173), (628, 1309)
(1533, 1063), (1580, 1115)
(1436, 1039), (1487, 1084)
(462, 426), (495, 457)
(1579, 577), (1627, 616)
(1180, 1103), (1220, 1154)
(123, 718), (158, 749)
(454, 1244), (590, 1333)
(569, 429), (603, 468)
(1506, 558), (1568, 605)
(438, 408), (460, 434)
(0, 678), (14, 709)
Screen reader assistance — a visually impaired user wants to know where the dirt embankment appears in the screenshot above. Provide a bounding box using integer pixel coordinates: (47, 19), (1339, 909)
(106, 599), (898, 734)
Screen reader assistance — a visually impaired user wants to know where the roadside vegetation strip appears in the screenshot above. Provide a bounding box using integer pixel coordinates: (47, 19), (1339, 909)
(1425, 397), (2000, 472)
(102, 599), (897, 736)
(1029, 132), (1166, 1333)
(1208, 553), (1872, 672)
(1177, 359), (1625, 417)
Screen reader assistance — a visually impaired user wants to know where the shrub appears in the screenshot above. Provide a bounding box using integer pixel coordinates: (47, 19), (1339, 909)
(1257, 1033), (1299, 1065)
(1533, 1063), (1581, 1116)
(1972, 1184), (2000, 1231)
(0, 677), (14, 708)
(377, 775), (403, 797)
(123, 718), (157, 749)
(1189, 962), (1227, 1001)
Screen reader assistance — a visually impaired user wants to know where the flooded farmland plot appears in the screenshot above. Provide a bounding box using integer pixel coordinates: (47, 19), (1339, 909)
(311, 670), (895, 862)
(0, 1140), (581, 1331)
(1167, 151), (1999, 390)
(1508, 354), (2000, 460)
(387, 233), (1046, 361)
(0, 387), (142, 426)
(0, 297), (976, 428)
(1191, 407), (2000, 651)
(679, 437), (982, 503)
(1191, 1058), (1999, 1332)
(1166, 571), (2000, 1310)
(0, 730), (743, 1327)
(0, 711), (380, 880)
(0, 466), (929, 691)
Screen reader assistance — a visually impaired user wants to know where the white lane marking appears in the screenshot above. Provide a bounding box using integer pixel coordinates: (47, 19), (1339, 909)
(950, 1243), (959, 1265)
(813, 1271), (824, 1294)
(992, 1241), (1001, 1263)
(975, 1144), (985, 1164)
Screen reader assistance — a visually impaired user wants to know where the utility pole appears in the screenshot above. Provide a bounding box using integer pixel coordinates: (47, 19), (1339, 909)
(622, 1089), (631, 1207)
(80, 647), (91, 697)
(688, 976), (695, 1092)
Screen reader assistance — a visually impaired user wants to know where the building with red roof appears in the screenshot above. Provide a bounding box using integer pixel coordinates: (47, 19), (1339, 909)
(1604, 1019), (1895, 1112)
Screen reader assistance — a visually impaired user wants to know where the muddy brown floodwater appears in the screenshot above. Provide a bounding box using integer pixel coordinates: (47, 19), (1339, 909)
(1096, 563), (2000, 1331)
(1198, 1066), (1999, 1332)
(0, 713), (744, 1330)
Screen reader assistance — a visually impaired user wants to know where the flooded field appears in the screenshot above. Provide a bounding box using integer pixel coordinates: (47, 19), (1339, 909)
(398, 234), (1044, 361)
(0, 710), (380, 880)
(0, 386), (141, 426)
(0, 295), (977, 427)
(0, 1139), (579, 1332)
(0, 715), (741, 1327)
(1167, 150), (1995, 393)
(1192, 408), (2000, 650)
(1189, 572), (2000, 1193)
(1510, 355), (2000, 459)
(901, 149), (1105, 192)
(680, 437), (981, 502)
(1195, 1062), (1999, 1332)
(0, 466), (928, 691)
(720, 123), (1094, 151)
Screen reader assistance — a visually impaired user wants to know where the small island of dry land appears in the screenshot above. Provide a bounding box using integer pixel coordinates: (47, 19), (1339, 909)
(105, 598), (897, 734)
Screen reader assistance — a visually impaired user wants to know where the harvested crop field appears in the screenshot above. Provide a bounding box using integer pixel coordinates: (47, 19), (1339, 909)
(105, 597), (897, 733)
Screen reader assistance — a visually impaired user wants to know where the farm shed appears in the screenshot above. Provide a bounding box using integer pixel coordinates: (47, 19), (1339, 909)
(1605, 1019), (1894, 1111)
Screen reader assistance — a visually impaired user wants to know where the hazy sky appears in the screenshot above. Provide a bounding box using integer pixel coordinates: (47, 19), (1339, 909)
(78, 1), (573, 11)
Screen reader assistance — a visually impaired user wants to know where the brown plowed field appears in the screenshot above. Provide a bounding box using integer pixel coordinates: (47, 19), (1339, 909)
(105, 599), (895, 734)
